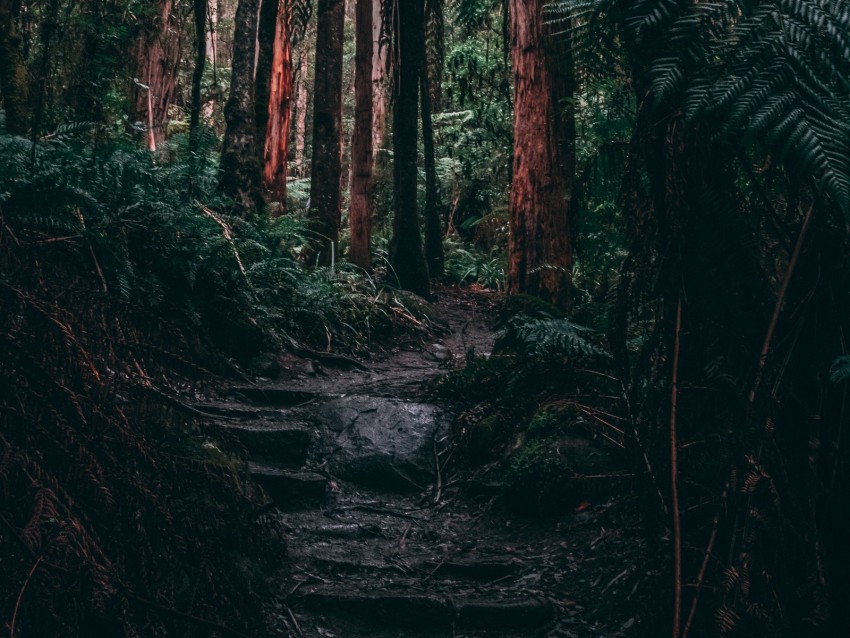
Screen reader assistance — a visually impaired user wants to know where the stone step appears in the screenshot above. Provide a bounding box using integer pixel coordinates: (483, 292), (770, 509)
(250, 465), (327, 506)
(218, 422), (312, 466)
(227, 386), (318, 406)
(297, 586), (555, 630)
(424, 556), (524, 581)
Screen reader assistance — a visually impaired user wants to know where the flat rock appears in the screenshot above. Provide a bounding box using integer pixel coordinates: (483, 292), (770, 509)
(227, 386), (317, 406)
(456, 597), (555, 629)
(301, 588), (454, 627)
(426, 556), (524, 580)
(317, 396), (443, 492)
(250, 465), (327, 505)
(219, 422), (311, 466)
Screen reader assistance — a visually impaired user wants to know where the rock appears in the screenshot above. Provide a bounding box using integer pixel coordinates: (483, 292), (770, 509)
(456, 597), (555, 629)
(217, 422), (312, 466)
(425, 556), (524, 580)
(425, 343), (452, 362)
(249, 464), (327, 505)
(227, 386), (317, 406)
(301, 588), (454, 627)
(317, 396), (443, 492)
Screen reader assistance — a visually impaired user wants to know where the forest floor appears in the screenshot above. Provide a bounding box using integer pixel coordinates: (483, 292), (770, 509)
(197, 287), (660, 637)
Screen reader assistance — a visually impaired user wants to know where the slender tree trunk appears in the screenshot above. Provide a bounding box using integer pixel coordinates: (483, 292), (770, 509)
(130, 0), (182, 147)
(307, 0), (345, 265)
(256, 0), (293, 207)
(390, 0), (430, 296)
(264, 4), (293, 206)
(219, 0), (263, 214)
(348, 0), (373, 269)
(0, 0), (30, 135)
(420, 45), (444, 278)
(294, 42), (309, 177)
(189, 0), (208, 140)
(507, 0), (574, 308)
(371, 0), (387, 159)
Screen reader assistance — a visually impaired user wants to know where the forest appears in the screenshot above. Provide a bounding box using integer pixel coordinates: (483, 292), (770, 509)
(1, 0), (850, 636)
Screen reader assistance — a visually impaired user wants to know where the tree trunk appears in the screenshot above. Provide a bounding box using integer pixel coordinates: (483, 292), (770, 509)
(371, 0), (388, 159)
(348, 0), (373, 269)
(421, 42), (444, 278)
(0, 0), (30, 135)
(130, 0), (182, 148)
(507, 0), (575, 308)
(389, 0), (430, 296)
(307, 0), (345, 265)
(256, 0), (293, 207)
(189, 0), (208, 140)
(219, 0), (263, 214)
(294, 42), (310, 177)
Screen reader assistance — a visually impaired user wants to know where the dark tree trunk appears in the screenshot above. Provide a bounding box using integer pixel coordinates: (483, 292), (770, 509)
(348, 0), (373, 269)
(189, 0), (208, 140)
(0, 0), (30, 135)
(389, 0), (430, 296)
(421, 48), (444, 278)
(130, 0), (182, 150)
(220, 0), (263, 214)
(507, 0), (575, 309)
(307, 0), (345, 265)
(259, 0), (293, 208)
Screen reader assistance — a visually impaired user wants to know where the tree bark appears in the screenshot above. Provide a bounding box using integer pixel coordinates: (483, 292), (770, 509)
(130, 1), (182, 148)
(0, 0), (30, 135)
(348, 0), (373, 269)
(389, 0), (430, 296)
(257, 0), (293, 207)
(307, 0), (345, 265)
(189, 0), (209, 140)
(421, 40), (444, 278)
(294, 41), (310, 177)
(371, 0), (388, 159)
(507, 0), (575, 308)
(219, 0), (263, 214)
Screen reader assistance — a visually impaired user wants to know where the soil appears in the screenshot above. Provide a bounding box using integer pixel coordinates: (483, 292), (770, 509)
(198, 286), (663, 637)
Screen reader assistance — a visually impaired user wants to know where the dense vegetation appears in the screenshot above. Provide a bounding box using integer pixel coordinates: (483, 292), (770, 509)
(2, 0), (850, 636)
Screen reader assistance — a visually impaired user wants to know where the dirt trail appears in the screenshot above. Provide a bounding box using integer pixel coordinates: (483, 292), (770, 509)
(199, 287), (655, 637)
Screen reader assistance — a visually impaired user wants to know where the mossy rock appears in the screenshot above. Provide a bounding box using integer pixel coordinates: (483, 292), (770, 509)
(503, 431), (624, 515)
(465, 414), (512, 464)
(526, 403), (582, 440)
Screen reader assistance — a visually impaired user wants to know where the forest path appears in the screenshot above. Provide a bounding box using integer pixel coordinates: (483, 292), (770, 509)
(201, 287), (648, 637)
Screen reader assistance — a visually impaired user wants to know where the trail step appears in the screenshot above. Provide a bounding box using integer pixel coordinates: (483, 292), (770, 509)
(425, 556), (524, 581)
(227, 386), (318, 406)
(218, 422), (311, 466)
(297, 586), (555, 630)
(250, 465), (327, 505)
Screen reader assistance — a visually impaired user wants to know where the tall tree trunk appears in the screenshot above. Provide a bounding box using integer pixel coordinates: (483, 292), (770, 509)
(294, 41), (310, 177)
(258, 0), (292, 212)
(420, 37), (444, 278)
(307, 0), (345, 265)
(507, 0), (575, 308)
(348, 0), (373, 269)
(130, 1), (182, 149)
(371, 0), (387, 159)
(190, 0), (209, 141)
(0, 0), (30, 135)
(389, 0), (430, 296)
(219, 0), (263, 214)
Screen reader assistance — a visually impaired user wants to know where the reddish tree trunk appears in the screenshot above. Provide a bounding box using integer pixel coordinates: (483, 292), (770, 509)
(507, 0), (575, 308)
(307, 0), (345, 265)
(348, 0), (373, 269)
(257, 0), (293, 208)
(130, 0), (182, 148)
